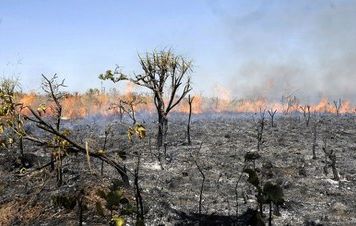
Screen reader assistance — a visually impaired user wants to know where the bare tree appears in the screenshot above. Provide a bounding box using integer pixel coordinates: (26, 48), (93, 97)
(41, 74), (67, 186)
(311, 121), (318, 160)
(187, 95), (194, 145)
(13, 76), (131, 186)
(100, 125), (113, 176)
(282, 95), (299, 114)
(255, 109), (266, 152)
(41, 74), (66, 131)
(267, 109), (277, 127)
(333, 98), (342, 116)
(109, 94), (145, 125)
(191, 143), (205, 225)
(134, 151), (145, 225)
(100, 50), (192, 147)
(300, 105), (311, 127)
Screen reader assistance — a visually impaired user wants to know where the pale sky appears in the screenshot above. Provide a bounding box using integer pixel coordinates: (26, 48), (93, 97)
(1, 0), (355, 102)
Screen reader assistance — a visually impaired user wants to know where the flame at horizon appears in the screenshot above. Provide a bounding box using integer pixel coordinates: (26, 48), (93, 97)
(16, 89), (356, 120)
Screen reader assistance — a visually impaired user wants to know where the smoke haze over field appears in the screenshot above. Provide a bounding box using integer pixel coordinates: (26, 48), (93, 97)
(0, 0), (355, 103)
(208, 0), (356, 102)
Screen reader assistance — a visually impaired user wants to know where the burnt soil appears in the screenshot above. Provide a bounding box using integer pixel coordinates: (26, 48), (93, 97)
(0, 113), (355, 225)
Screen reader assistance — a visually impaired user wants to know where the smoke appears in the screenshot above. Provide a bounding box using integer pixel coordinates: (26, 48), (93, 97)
(207, 0), (356, 103)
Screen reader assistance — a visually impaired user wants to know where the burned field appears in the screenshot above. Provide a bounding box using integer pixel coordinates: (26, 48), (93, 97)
(0, 112), (355, 226)
(0, 51), (355, 226)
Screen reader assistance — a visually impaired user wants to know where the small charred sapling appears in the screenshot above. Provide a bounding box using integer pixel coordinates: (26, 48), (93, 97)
(109, 94), (145, 125)
(312, 121), (318, 159)
(256, 110), (266, 152)
(134, 151), (145, 225)
(193, 158), (205, 225)
(322, 136), (340, 181)
(300, 105), (311, 127)
(333, 98), (342, 116)
(99, 125), (113, 176)
(187, 95), (194, 145)
(267, 109), (277, 127)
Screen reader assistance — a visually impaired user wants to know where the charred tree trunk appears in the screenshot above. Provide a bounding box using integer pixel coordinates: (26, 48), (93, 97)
(134, 153), (145, 225)
(312, 123), (317, 159)
(267, 109), (277, 127)
(268, 202), (272, 226)
(333, 99), (342, 116)
(19, 136), (24, 157)
(57, 155), (63, 187)
(187, 95), (194, 145)
(193, 158), (205, 225)
(330, 153), (340, 181)
(78, 190), (84, 226)
(157, 113), (168, 147)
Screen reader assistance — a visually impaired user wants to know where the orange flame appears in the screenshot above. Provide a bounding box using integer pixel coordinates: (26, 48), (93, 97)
(15, 90), (356, 119)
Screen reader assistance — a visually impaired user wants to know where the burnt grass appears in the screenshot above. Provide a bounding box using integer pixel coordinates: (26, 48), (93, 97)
(0, 112), (356, 225)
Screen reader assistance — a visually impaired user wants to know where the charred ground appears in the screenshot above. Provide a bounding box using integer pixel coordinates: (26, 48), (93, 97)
(0, 113), (356, 225)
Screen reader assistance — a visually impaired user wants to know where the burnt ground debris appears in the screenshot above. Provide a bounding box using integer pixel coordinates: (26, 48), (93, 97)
(0, 112), (356, 225)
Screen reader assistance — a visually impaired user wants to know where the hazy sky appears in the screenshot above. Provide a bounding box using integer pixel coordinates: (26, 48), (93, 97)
(1, 0), (355, 102)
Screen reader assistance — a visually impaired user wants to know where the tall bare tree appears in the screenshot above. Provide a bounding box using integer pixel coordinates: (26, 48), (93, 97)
(100, 50), (192, 147)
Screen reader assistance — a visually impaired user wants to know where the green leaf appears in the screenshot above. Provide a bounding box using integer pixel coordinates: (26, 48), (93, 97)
(112, 215), (125, 226)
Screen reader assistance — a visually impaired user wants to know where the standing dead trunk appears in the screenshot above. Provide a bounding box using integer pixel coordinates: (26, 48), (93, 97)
(268, 202), (272, 226)
(187, 95), (194, 145)
(330, 153), (340, 181)
(333, 99), (342, 116)
(312, 123), (317, 159)
(267, 109), (277, 127)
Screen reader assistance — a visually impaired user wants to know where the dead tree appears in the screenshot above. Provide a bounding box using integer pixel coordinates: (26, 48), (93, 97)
(256, 109), (266, 152)
(187, 95), (194, 145)
(191, 146), (205, 225)
(283, 95), (299, 114)
(311, 122), (318, 160)
(234, 164), (247, 219)
(333, 98), (342, 116)
(134, 151), (145, 225)
(19, 76), (131, 186)
(23, 106), (131, 185)
(100, 125), (112, 176)
(41, 74), (67, 186)
(77, 189), (85, 226)
(267, 109), (277, 127)
(300, 105), (311, 127)
(109, 94), (145, 125)
(100, 50), (192, 147)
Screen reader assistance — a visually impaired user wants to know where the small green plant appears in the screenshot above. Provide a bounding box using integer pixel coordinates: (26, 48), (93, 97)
(96, 179), (134, 222)
(0, 78), (27, 158)
(128, 123), (146, 142)
(111, 215), (126, 226)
